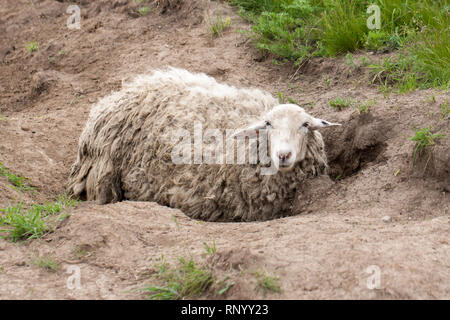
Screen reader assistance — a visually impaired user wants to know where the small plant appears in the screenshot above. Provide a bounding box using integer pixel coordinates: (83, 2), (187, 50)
(31, 255), (60, 272)
(410, 127), (444, 165)
(277, 91), (285, 103)
(345, 53), (358, 69)
(0, 194), (80, 242)
(210, 14), (231, 36)
(60, 49), (66, 56)
(203, 240), (216, 255)
(138, 6), (150, 16)
(254, 271), (281, 296)
(143, 256), (214, 300)
(329, 97), (351, 110)
(25, 41), (38, 53)
(357, 99), (376, 114)
(0, 162), (36, 192)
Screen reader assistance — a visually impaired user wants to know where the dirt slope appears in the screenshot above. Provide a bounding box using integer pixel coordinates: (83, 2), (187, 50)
(0, 0), (448, 299)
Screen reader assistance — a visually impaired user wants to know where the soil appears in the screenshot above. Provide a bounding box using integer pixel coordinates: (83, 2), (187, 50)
(0, 0), (448, 299)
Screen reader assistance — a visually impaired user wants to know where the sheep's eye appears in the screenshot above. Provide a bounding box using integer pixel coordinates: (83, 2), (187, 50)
(302, 122), (309, 128)
(265, 120), (272, 127)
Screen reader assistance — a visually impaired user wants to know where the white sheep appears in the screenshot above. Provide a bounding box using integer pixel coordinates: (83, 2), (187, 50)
(67, 67), (340, 221)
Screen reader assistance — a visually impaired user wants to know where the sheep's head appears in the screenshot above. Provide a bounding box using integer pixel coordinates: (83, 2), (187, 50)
(234, 104), (340, 172)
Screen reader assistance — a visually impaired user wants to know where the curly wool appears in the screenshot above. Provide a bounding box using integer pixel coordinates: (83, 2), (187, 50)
(67, 68), (328, 221)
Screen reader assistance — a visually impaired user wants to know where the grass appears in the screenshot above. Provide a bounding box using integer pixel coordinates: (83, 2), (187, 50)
(440, 99), (449, 119)
(209, 14), (232, 36)
(0, 162), (36, 192)
(203, 239), (217, 255)
(329, 96), (352, 110)
(254, 270), (281, 296)
(138, 6), (150, 16)
(410, 127), (444, 165)
(357, 99), (376, 114)
(25, 41), (38, 53)
(31, 255), (60, 272)
(143, 256), (214, 300)
(228, 0), (449, 91)
(0, 194), (80, 242)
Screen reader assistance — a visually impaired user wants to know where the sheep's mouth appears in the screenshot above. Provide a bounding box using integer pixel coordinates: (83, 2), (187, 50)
(277, 163), (295, 172)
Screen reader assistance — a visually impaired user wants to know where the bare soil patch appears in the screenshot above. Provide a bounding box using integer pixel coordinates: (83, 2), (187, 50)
(0, 0), (448, 299)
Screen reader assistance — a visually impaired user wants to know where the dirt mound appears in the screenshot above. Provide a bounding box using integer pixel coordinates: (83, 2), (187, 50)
(324, 111), (391, 179)
(0, 0), (448, 300)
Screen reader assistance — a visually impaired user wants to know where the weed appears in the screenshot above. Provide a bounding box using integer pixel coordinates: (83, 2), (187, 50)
(210, 14), (231, 36)
(254, 270), (281, 296)
(357, 99), (376, 114)
(410, 127), (444, 165)
(203, 240), (216, 255)
(329, 96), (351, 110)
(144, 256), (214, 300)
(31, 255), (60, 272)
(0, 162), (36, 192)
(0, 194), (80, 242)
(138, 6), (150, 16)
(25, 41), (38, 53)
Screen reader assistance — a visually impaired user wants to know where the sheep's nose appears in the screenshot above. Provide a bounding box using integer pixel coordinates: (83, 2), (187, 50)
(277, 151), (292, 161)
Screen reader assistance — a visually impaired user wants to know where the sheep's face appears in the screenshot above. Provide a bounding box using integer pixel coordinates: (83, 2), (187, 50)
(234, 104), (340, 172)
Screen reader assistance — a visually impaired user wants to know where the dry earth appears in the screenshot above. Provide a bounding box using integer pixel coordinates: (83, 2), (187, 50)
(0, 0), (448, 299)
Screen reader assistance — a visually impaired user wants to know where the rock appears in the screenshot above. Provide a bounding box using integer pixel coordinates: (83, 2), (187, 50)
(382, 216), (391, 223)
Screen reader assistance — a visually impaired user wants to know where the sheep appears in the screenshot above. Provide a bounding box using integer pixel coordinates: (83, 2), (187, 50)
(67, 67), (340, 221)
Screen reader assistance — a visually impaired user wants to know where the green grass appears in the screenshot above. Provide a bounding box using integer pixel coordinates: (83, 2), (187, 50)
(410, 127), (444, 165)
(0, 194), (80, 242)
(0, 162), (36, 192)
(31, 255), (60, 272)
(210, 14), (232, 36)
(228, 0), (449, 90)
(203, 239), (217, 255)
(25, 41), (38, 53)
(254, 271), (281, 296)
(138, 6), (150, 16)
(357, 99), (376, 113)
(329, 96), (352, 110)
(143, 256), (214, 300)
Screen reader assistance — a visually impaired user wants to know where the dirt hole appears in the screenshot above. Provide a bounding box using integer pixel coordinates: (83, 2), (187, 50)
(323, 112), (390, 180)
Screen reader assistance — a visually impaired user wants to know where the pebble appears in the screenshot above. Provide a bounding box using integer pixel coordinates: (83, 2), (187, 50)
(382, 216), (391, 223)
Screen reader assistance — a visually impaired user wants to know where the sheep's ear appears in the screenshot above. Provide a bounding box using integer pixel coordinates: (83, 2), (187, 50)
(309, 117), (341, 130)
(232, 121), (266, 139)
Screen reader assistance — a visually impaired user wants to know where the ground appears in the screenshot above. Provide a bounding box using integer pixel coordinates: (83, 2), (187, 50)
(0, 0), (448, 299)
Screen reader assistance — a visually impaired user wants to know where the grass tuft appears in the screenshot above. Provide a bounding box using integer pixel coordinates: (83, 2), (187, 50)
(329, 96), (352, 110)
(31, 255), (60, 272)
(0, 162), (36, 192)
(143, 256), (214, 300)
(254, 270), (281, 296)
(0, 194), (80, 242)
(210, 14), (232, 36)
(410, 127), (444, 165)
(25, 41), (38, 53)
